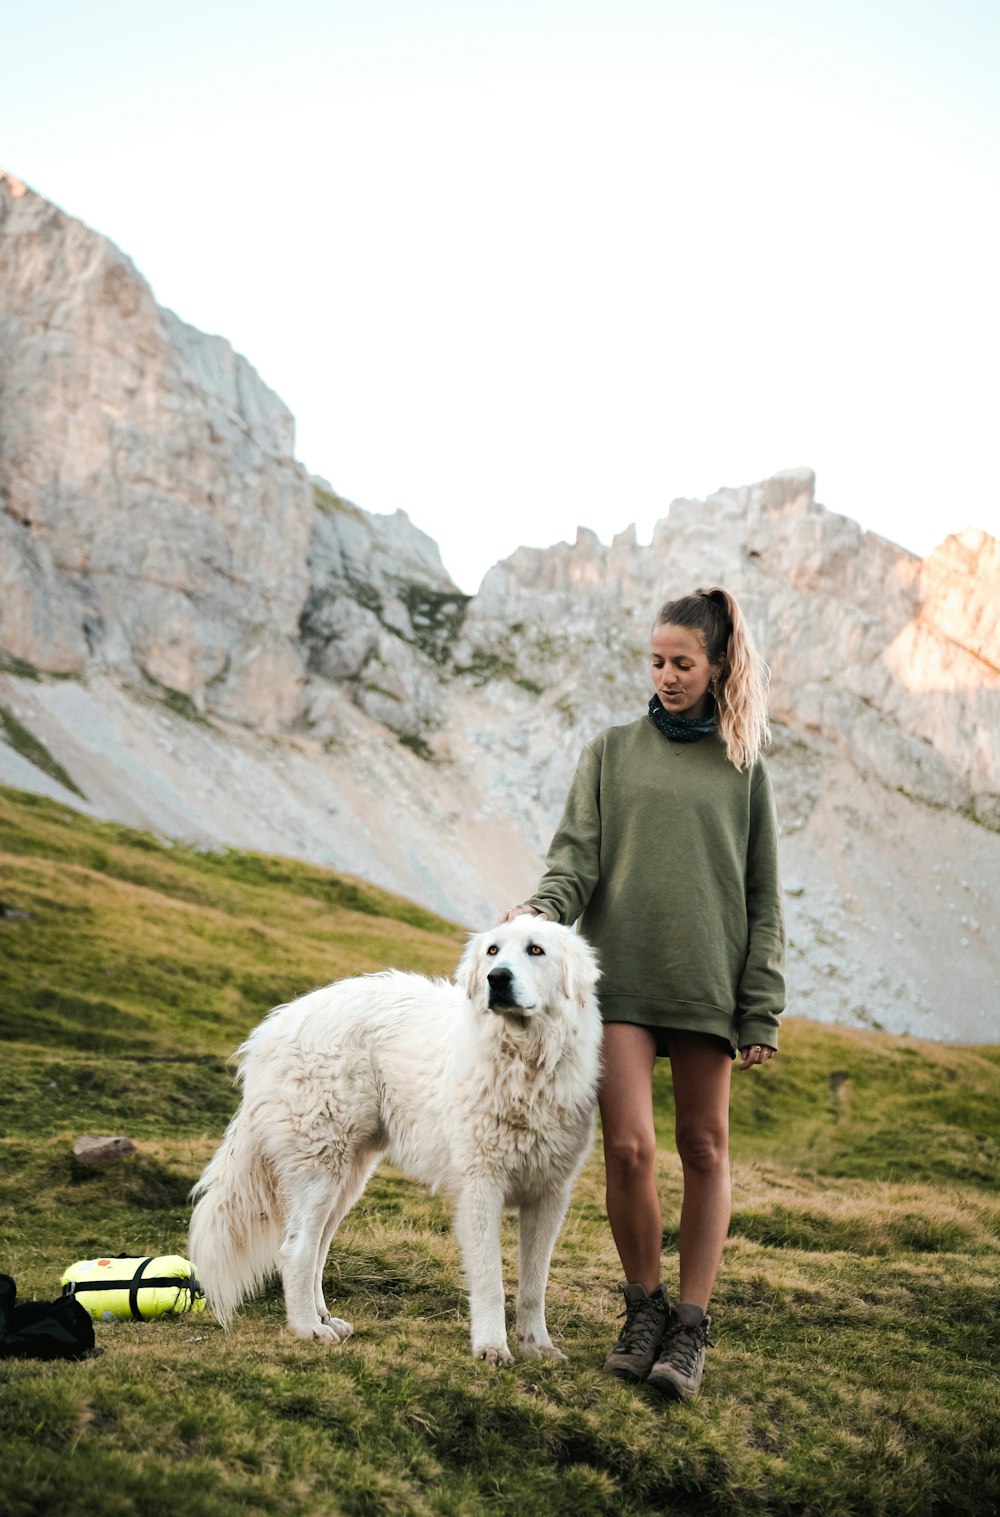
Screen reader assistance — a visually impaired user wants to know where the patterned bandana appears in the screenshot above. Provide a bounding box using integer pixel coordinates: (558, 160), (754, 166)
(647, 693), (717, 744)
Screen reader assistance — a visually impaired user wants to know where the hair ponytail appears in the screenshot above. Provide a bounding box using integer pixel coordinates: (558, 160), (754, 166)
(653, 586), (771, 769)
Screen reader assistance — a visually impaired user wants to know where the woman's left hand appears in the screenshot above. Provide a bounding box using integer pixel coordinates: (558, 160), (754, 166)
(737, 1044), (776, 1070)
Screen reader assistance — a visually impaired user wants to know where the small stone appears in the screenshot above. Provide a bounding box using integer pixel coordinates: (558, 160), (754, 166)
(72, 1135), (138, 1165)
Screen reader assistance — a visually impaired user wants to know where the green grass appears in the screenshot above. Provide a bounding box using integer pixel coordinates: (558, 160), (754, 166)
(398, 731), (435, 762)
(0, 654), (42, 680)
(397, 584), (470, 667)
(452, 650), (518, 686)
(146, 680), (210, 725)
(1, 783), (998, 1516)
(0, 705), (85, 796)
(313, 482), (365, 520)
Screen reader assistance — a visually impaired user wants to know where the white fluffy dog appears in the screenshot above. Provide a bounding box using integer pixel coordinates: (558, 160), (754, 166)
(189, 917), (601, 1363)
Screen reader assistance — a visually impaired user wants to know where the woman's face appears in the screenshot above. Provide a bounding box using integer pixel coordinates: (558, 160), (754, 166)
(650, 622), (721, 721)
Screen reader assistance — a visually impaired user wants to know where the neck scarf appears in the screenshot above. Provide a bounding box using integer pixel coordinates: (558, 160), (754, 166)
(647, 693), (717, 744)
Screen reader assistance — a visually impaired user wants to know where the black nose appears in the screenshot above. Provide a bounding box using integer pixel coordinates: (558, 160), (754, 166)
(487, 967), (512, 990)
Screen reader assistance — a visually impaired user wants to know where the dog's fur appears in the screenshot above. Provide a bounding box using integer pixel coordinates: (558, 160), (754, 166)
(188, 917), (601, 1363)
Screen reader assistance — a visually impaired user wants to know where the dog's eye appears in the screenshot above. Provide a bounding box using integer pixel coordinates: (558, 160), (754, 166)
(486, 945), (499, 956)
(527, 944), (545, 956)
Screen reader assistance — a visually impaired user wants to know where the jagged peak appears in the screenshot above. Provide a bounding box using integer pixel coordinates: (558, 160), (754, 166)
(0, 169), (30, 198)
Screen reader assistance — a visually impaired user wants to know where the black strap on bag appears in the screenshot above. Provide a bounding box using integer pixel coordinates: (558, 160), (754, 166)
(129, 1256), (154, 1319)
(0, 1273), (97, 1361)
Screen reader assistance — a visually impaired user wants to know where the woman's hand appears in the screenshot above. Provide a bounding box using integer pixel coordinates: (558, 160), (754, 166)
(497, 905), (549, 924)
(737, 1044), (776, 1070)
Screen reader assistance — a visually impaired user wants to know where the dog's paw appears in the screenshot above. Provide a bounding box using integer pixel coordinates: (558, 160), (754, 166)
(520, 1340), (567, 1362)
(288, 1316), (354, 1344)
(321, 1317), (354, 1343)
(474, 1343), (514, 1367)
(518, 1329), (568, 1362)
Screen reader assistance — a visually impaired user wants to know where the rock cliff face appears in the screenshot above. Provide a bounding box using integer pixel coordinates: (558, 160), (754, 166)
(2, 172), (998, 1042)
(300, 481), (468, 743)
(459, 472), (1000, 824)
(0, 171), (312, 727)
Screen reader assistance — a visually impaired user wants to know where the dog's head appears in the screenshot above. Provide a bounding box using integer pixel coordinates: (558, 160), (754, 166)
(456, 917), (600, 1026)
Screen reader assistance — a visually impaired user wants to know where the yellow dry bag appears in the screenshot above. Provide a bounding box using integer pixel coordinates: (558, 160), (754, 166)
(60, 1254), (206, 1321)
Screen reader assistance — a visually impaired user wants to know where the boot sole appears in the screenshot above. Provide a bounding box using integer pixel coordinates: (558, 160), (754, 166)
(606, 1362), (649, 1383)
(646, 1370), (696, 1399)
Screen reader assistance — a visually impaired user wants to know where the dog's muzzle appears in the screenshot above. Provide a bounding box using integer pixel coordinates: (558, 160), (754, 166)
(486, 966), (521, 1013)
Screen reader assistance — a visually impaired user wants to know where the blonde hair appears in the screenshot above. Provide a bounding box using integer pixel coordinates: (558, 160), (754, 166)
(653, 586), (771, 769)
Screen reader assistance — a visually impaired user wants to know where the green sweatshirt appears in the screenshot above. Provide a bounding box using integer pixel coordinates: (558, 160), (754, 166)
(526, 717), (785, 1053)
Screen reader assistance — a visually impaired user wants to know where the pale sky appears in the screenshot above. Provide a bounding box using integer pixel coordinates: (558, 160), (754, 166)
(4, 0), (999, 591)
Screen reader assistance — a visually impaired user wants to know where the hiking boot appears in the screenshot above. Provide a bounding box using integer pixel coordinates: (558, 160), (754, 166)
(647, 1305), (712, 1399)
(603, 1283), (670, 1382)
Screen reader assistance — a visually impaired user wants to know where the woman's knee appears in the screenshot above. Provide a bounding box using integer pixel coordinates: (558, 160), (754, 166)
(604, 1129), (657, 1181)
(675, 1123), (729, 1174)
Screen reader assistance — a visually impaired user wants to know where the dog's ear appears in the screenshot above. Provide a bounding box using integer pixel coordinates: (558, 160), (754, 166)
(456, 932), (486, 1007)
(561, 929), (601, 1005)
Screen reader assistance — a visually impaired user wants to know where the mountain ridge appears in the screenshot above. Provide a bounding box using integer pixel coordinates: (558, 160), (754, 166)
(1, 170), (997, 1042)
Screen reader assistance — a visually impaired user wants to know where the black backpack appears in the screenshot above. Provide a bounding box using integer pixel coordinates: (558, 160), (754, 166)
(0, 1273), (97, 1361)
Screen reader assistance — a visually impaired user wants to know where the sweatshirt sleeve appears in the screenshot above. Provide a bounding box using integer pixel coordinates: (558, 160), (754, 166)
(736, 766), (786, 1050)
(525, 743), (602, 926)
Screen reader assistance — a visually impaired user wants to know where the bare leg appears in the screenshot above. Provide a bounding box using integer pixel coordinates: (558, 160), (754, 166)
(598, 1023), (661, 1291)
(668, 1032), (733, 1311)
(516, 1183), (572, 1360)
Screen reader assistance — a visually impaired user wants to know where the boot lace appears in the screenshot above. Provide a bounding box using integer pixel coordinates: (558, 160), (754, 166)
(614, 1295), (665, 1355)
(662, 1317), (712, 1375)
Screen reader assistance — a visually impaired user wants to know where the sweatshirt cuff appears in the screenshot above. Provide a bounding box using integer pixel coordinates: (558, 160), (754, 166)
(735, 1014), (781, 1051)
(524, 896), (562, 923)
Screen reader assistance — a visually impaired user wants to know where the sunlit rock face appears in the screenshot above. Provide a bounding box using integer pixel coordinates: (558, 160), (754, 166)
(458, 468), (999, 823)
(1, 172), (998, 1040)
(0, 171), (313, 728)
(920, 529), (1000, 669)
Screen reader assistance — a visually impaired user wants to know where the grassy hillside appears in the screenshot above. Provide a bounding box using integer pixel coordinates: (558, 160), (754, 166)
(1, 783), (998, 1517)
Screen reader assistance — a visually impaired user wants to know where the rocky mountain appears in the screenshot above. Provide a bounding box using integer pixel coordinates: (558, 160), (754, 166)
(2, 170), (998, 1043)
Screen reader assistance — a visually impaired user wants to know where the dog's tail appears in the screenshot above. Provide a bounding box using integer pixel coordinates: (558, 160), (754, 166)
(188, 1094), (283, 1328)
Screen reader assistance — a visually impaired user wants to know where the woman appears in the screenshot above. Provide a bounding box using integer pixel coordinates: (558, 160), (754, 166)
(503, 586), (784, 1399)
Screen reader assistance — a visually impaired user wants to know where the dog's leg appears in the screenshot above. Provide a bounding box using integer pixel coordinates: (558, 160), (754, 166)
(312, 1150), (380, 1328)
(516, 1184), (572, 1361)
(454, 1179), (512, 1365)
(280, 1167), (356, 1343)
